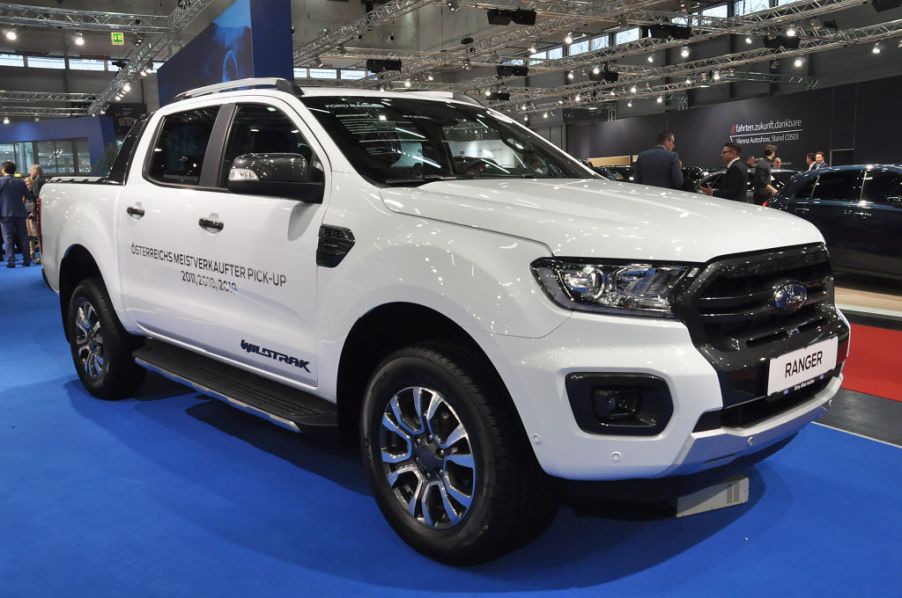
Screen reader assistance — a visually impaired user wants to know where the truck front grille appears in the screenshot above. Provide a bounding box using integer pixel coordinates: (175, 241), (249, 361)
(675, 243), (849, 409)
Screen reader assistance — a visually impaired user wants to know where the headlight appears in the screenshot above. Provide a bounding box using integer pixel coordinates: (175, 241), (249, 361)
(531, 258), (694, 318)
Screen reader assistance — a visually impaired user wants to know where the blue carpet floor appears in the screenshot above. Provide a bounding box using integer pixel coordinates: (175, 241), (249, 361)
(2, 266), (901, 597)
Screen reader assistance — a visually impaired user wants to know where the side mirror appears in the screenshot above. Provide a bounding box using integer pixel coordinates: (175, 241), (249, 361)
(227, 153), (324, 203)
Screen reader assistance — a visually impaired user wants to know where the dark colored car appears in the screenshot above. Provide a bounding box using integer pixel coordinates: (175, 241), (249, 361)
(697, 168), (799, 204)
(769, 165), (902, 280)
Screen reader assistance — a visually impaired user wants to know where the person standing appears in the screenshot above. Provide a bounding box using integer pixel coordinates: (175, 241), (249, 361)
(0, 161), (30, 268)
(752, 145), (779, 204)
(814, 151), (829, 169)
(634, 130), (684, 190)
(25, 164), (45, 264)
(700, 142), (749, 202)
(805, 153), (816, 171)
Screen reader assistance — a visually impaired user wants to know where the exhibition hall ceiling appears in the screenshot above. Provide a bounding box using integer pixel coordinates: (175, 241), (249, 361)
(0, 0), (900, 118)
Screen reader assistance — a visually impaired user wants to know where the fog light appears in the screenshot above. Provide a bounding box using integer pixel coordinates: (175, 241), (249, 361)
(566, 373), (673, 436)
(592, 388), (641, 422)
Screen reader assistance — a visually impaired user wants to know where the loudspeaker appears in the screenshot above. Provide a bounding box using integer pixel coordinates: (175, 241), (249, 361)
(366, 59), (402, 73)
(872, 0), (902, 11)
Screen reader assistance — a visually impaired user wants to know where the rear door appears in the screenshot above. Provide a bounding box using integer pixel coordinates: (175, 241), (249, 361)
(857, 169), (902, 277)
(802, 170), (863, 270)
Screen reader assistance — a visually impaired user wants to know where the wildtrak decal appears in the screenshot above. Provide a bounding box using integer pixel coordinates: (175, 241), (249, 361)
(241, 339), (311, 372)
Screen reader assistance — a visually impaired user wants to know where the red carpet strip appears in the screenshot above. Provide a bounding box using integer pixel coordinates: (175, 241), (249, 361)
(841, 323), (902, 403)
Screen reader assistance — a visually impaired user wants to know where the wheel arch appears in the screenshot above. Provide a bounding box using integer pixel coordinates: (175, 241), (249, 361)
(335, 302), (526, 444)
(58, 245), (102, 341)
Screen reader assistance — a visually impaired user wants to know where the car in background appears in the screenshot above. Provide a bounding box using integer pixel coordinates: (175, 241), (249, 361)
(769, 164), (902, 280)
(697, 168), (799, 204)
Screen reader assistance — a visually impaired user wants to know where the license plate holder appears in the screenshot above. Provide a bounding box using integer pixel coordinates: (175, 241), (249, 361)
(767, 337), (838, 396)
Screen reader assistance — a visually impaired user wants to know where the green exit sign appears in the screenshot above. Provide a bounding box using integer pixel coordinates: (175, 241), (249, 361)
(111, 32), (124, 46)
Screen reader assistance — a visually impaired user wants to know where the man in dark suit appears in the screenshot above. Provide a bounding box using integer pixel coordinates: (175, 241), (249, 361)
(0, 161), (30, 268)
(814, 151), (829, 170)
(634, 130), (684, 190)
(701, 142), (749, 202)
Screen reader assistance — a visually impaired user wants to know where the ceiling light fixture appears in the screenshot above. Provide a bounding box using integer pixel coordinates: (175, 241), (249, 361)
(564, 32), (573, 45)
(427, 74), (434, 81)
(74, 33), (85, 46)
(680, 45), (690, 58)
(656, 96), (663, 104)
(745, 36), (753, 44)
(872, 42), (882, 54)
(630, 85), (637, 93)
(123, 83), (131, 92)
(529, 44), (537, 54)
(712, 70), (721, 81)
(404, 79), (411, 87)
(627, 101), (633, 107)
(647, 54), (654, 63)
(592, 65), (601, 75)
(785, 26), (797, 37)
(5, 30), (17, 41)
(685, 77), (691, 84)
(543, 111), (548, 119)
(567, 70), (575, 80)
(794, 57), (804, 67)
(2, 116), (9, 124)
(574, 93), (581, 102)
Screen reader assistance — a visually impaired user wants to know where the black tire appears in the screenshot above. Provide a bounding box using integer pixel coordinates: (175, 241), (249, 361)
(361, 343), (558, 565)
(66, 277), (145, 399)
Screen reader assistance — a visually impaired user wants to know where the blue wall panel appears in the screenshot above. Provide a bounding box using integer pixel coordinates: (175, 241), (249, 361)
(0, 115), (116, 175)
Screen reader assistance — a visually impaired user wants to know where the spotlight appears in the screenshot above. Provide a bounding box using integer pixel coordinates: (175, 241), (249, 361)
(34, 116), (40, 122)
(123, 83), (131, 92)
(794, 57), (804, 67)
(712, 70), (721, 81)
(872, 42), (882, 54)
(609, 90), (616, 96)
(630, 85), (637, 93)
(427, 74), (434, 81)
(5, 30), (17, 41)
(74, 33), (85, 46)
(685, 77), (691, 84)
(529, 44), (537, 54)
(140, 70), (147, 77)
(592, 65), (601, 75)
(521, 104), (527, 111)
(543, 111), (548, 119)
(523, 115), (529, 122)
(627, 101), (633, 107)
(574, 93), (581, 102)
(656, 96), (663, 104)
(404, 79), (411, 88)
(785, 26), (797, 37)
(567, 70), (575, 80)
(447, 0), (459, 11)
(680, 45), (690, 58)
(564, 32), (573, 45)
(647, 55), (654, 63)
(745, 36), (753, 44)
(2, 116), (9, 124)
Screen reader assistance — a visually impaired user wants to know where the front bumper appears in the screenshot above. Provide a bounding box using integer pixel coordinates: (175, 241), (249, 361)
(477, 312), (844, 481)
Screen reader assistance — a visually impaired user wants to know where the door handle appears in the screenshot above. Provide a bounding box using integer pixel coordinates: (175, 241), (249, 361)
(198, 217), (224, 232)
(126, 206), (145, 218)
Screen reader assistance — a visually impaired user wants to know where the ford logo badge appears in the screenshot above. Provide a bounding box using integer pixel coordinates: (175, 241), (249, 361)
(772, 281), (808, 313)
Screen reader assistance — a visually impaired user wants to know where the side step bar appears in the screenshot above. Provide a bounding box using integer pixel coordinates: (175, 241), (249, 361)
(133, 340), (337, 432)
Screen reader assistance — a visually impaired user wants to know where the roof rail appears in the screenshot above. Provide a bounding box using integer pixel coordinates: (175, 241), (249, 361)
(407, 90), (483, 107)
(173, 77), (301, 102)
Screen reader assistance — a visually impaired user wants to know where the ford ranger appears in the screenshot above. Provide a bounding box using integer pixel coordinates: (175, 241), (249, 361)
(40, 78), (850, 564)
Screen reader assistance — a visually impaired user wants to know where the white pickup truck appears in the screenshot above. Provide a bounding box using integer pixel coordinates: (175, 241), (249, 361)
(40, 78), (850, 564)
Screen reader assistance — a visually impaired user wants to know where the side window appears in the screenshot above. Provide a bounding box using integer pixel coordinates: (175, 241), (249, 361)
(109, 114), (151, 184)
(148, 107), (219, 186)
(861, 172), (902, 205)
(809, 171), (861, 201)
(789, 179), (815, 200)
(220, 103), (322, 187)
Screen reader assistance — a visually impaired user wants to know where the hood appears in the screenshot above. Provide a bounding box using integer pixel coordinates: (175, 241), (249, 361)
(380, 178), (824, 263)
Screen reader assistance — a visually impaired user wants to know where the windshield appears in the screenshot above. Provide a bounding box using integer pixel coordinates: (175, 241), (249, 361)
(301, 96), (594, 186)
